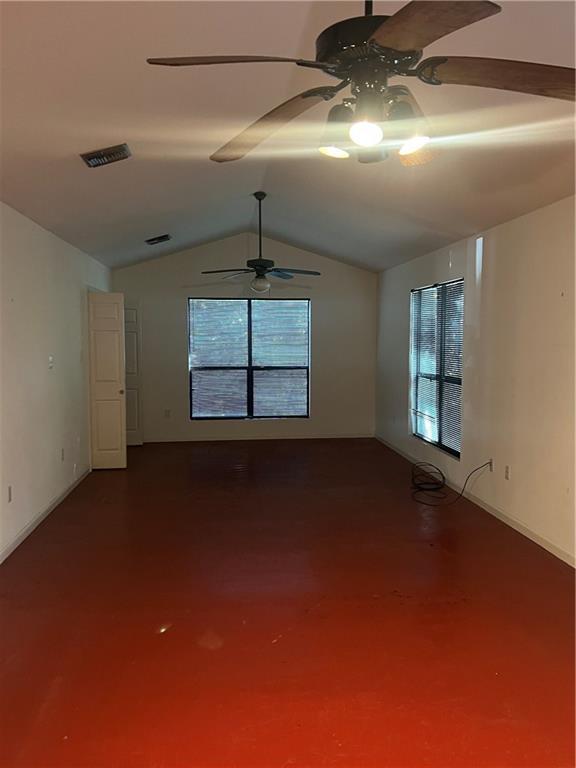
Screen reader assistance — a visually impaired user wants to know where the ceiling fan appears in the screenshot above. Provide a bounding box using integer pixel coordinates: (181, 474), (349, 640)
(148, 0), (575, 163)
(201, 192), (321, 292)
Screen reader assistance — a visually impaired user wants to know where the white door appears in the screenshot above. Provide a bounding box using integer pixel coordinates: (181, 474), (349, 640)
(124, 304), (143, 446)
(88, 292), (127, 469)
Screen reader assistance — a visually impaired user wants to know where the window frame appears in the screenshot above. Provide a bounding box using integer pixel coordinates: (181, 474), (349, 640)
(410, 278), (464, 459)
(188, 297), (311, 421)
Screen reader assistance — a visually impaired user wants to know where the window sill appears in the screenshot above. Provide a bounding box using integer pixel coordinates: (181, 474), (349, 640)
(191, 415), (310, 421)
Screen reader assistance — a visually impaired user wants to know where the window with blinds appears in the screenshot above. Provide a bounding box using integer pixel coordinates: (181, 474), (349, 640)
(188, 299), (310, 419)
(410, 279), (464, 457)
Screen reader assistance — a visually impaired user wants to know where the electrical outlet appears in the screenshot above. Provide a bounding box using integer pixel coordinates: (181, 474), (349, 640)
(8, 485), (12, 503)
(164, 409), (171, 419)
(505, 465), (511, 481)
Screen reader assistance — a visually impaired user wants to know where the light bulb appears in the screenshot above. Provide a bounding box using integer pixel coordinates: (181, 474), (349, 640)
(399, 135), (431, 156)
(349, 121), (384, 148)
(318, 145), (350, 159)
(250, 275), (270, 293)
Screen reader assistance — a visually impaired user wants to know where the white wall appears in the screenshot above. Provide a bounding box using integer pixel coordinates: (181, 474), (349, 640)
(0, 202), (110, 561)
(112, 233), (378, 442)
(376, 196), (575, 565)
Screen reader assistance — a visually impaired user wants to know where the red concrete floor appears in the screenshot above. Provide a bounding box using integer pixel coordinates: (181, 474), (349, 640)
(0, 439), (574, 768)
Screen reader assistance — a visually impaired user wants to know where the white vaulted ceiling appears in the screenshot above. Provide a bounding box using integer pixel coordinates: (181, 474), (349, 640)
(0, 1), (574, 271)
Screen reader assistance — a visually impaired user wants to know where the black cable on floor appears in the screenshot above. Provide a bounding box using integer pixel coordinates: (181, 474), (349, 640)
(411, 460), (492, 507)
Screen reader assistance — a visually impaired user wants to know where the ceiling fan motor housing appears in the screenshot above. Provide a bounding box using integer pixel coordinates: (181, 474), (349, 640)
(315, 15), (389, 66)
(315, 14), (423, 81)
(247, 258), (274, 273)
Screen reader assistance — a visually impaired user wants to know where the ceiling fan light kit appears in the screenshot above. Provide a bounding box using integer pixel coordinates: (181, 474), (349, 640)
(250, 275), (272, 293)
(149, 1), (575, 163)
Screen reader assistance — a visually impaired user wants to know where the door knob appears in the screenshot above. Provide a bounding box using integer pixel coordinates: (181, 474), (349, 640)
(119, 389), (125, 395)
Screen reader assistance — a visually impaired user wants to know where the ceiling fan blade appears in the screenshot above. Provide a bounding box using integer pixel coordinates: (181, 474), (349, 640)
(147, 55), (329, 71)
(201, 268), (253, 274)
(222, 271), (254, 281)
(268, 269), (294, 280)
(418, 56), (576, 101)
(370, 1), (501, 52)
(210, 83), (347, 163)
(275, 268), (321, 276)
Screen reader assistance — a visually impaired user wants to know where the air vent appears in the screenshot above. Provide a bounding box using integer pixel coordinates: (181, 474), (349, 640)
(145, 234), (171, 245)
(80, 143), (131, 168)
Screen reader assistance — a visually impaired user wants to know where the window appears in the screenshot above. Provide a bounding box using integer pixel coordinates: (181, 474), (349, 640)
(410, 279), (464, 457)
(188, 299), (310, 419)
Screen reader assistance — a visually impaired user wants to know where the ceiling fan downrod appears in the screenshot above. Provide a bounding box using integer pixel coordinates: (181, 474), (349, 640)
(364, 1), (373, 16)
(254, 191), (266, 260)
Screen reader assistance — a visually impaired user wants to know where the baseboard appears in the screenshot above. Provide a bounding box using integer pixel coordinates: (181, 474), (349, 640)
(0, 470), (91, 565)
(143, 433), (375, 443)
(464, 488), (575, 567)
(375, 436), (574, 568)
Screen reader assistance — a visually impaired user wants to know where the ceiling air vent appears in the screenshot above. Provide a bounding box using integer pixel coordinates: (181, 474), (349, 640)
(145, 234), (171, 245)
(80, 143), (131, 168)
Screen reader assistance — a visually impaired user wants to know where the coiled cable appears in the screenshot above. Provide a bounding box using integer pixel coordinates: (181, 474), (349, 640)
(411, 460), (492, 507)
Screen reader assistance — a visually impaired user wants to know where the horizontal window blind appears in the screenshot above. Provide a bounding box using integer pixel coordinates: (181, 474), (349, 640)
(192, 369), (247, 418)
(189, 299), (248, 367)
(253, 369), (308, 417)
(189, 299), (310, 420)
(252, 300), (309, 367)
(410, 279), (464, 457)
